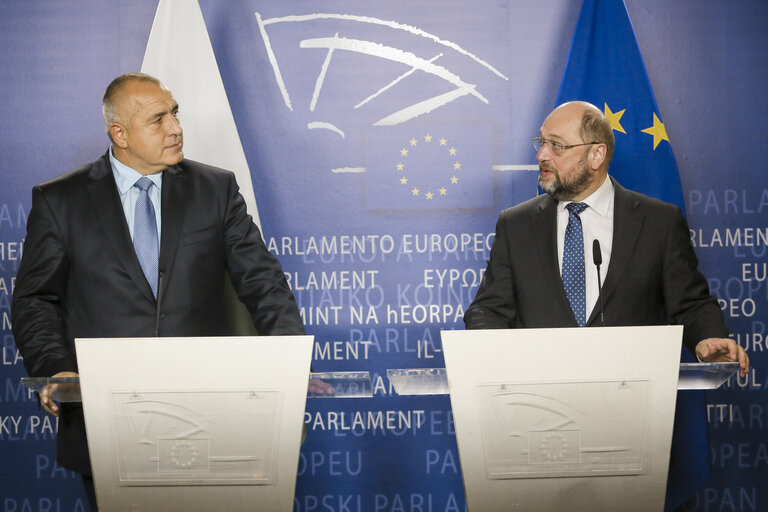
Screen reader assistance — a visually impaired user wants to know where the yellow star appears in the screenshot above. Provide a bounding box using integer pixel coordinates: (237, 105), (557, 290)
(439, 138), (447, 146)
(400, 177), (408, 185)
(424, 134), (432, 142)
(426, 191), (434, 199)
(604, 103), (626, 134)
(411, 187), (420, 196)
(451, 176), (459, 184)
(396, 162), (404, 171)
(439, 187), (447, 195)
(400, 148), (408, 156)
(449, 147), (457, 156)
(641, 113), (669, 150)
(410, 138), (418, 146)
(453, 162), (461, 170)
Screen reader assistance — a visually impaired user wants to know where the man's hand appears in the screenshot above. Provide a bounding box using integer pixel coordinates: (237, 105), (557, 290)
(307, 378), (335, 396)
(39, 371), (79, 417)
(695, 338), (750, 378)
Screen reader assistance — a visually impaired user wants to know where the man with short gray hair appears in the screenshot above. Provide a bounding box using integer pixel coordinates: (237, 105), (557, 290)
(12, 72), (305, 509)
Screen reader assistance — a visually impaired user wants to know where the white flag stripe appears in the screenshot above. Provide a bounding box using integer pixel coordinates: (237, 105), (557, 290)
(141, 0), (261, 229)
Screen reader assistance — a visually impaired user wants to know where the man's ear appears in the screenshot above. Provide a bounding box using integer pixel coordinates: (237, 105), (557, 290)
(110, 123), (128, 149)
(589, 143), (607, 170)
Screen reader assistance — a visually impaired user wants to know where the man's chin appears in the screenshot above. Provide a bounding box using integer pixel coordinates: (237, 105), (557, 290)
(538, 177), (558, 196)
(165, 151), (184, 165)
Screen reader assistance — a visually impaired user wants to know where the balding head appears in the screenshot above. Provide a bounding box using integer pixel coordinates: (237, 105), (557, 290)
(102, 73), (165, 140)
(536, 101), (613, 201)
(549, 101), (614, 168)
(102, 72), (183, 175)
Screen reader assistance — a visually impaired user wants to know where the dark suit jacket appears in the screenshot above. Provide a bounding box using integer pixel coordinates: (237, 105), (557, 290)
(12, 151), (304, 474)
(464, 178), (728, 351)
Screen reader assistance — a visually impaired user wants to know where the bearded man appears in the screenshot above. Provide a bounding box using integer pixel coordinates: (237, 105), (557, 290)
(464, 101), (748, 373)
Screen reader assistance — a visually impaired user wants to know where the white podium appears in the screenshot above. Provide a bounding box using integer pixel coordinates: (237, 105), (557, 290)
(75, 335), (312, 512)
(21, 340), (372, 512)
(432, 326), (731, 512)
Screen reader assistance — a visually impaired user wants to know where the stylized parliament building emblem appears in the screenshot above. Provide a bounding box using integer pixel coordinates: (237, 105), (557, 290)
(253, 11), (524, 209)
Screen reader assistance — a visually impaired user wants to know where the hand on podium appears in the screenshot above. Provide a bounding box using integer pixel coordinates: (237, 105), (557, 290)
(695, 337), (750, 377)
(307, 378), (335, 396)
(39, 371), (80, 416)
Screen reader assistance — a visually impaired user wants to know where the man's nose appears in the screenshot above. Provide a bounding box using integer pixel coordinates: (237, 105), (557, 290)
(167, 115), (182, 135)
(537, 144), (550, 162)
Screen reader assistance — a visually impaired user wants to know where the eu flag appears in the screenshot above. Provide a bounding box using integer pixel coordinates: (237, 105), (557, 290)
(556, 1), (707, 510)
(557, 0), (684, 210)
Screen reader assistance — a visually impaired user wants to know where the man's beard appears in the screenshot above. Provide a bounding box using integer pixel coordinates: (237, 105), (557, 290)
(538, 153), (591, 202)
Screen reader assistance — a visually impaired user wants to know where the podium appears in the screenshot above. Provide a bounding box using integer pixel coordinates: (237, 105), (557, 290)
(75, 336), (312, 511)
(390, 327), (739, 512)
(20, 336), (371, 512)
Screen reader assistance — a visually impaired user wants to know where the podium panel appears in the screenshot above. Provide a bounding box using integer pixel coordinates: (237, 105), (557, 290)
(441, 326), (683, 512)
(109, 389), (282, 486)
(474, 379), (650, 480)
(75, 335), (313, 512)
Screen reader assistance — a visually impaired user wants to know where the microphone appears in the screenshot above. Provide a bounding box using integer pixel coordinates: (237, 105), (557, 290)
(592, 240), (605, 326)
(154, 270), (164, 337)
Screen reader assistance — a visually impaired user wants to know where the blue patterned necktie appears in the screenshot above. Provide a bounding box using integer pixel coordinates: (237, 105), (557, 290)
(133, 177), (159, 298)
(563, 202), (588, 326)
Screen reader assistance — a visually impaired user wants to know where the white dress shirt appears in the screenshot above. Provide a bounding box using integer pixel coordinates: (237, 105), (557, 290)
(557, 175), (615, 320)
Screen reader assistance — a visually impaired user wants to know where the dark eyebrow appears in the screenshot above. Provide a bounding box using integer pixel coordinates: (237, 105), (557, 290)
(149, 103), (179, 122)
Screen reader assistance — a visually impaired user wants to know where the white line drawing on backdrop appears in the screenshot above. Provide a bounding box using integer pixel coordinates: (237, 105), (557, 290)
(254, 11), (534, 179)
(255, 12), (508, 127)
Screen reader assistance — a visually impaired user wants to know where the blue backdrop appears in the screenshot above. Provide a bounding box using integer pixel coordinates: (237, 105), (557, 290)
(1, 1), (766, 511)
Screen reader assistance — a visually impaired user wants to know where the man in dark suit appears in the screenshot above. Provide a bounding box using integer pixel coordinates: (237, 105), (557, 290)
(465, 101), (748, 372)
(11, 73), (305, 506)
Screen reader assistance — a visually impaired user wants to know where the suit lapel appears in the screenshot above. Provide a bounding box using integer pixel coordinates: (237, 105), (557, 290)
(158, 164), (188, 290)
(529, 196), (577, 324)
(592, 179), (643, 321)
(87, 152), (156, 304)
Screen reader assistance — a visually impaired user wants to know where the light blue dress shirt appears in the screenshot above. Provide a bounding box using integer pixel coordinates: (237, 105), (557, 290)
(109, 147), (163, 245)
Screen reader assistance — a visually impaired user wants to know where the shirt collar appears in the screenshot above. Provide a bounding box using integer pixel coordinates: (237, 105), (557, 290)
(558, 174), (614, 218)
(109, 146), (163, 194)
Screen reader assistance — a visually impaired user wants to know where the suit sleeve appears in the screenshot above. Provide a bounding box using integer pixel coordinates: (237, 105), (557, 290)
(12, 186), (77, 377)
(220, 174), (305, 335)
(661, 206), (728, 351)
(464, 213), (518, 329)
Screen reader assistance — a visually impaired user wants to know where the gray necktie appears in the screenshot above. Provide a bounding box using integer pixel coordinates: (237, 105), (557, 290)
(133, 177), (159, 297)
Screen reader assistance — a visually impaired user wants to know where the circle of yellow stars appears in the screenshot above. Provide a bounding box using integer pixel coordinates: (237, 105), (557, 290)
(395, 134), (461, 200)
